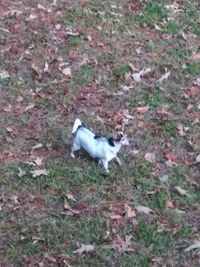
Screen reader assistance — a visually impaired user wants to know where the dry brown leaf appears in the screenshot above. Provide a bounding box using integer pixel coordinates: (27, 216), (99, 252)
(25, 103), (35, 111)
(158, 71), (171, 83)
(189, 53), (200, 61)
(31, 63), (42, 77)
(44, 253), (56, 263)
(0, 70), (10, 79)
(184, 241), (200, 252)
(125, 204), (136, 218)
(32, 143), (43, 150)
(145, 152), (156, 163)
(32, 235), (45, 242)
(73, 244), (95, 255)
(31, 169), (49, 177)
(132, 67), (151, 82)
(176, 123), (189, 136)
(103, 235), (134, 253)
(62, 67), (72, 77)
(3, 10), (23, 17)
(136, 106), (149, 113)
(44, 62), (49, 72)
(34, 157), (43, 166)
(165, 199), (175, 208)
(174, 186), (190, 197)
(105, 213), (122, 220)
(196, 154), (200, 163)
(135, 205), (155, 215)
(63, 200), (81, 215)
(66, 193), (77, 202)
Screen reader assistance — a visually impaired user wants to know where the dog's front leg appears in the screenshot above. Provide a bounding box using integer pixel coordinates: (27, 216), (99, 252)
(115, 156), (122, 166)
(102, 160), (109, 173)
(71, 140), (80, 158)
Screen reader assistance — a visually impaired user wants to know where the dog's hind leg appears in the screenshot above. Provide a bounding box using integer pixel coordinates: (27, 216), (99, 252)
(71, 140), (81, 158)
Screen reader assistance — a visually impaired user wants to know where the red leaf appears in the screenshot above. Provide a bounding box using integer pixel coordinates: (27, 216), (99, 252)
(105, 212), (122, 220)
(165, 199), (175, 208)
(165, 152), (177, 161)
(130, 0), (140, 11)
(136, 106), (149, 114)
(186, 86), (199, 97)
(69, 50), (78, 59)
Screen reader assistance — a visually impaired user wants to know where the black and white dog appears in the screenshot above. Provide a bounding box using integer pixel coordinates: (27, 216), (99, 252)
(71, 118), (129, 172)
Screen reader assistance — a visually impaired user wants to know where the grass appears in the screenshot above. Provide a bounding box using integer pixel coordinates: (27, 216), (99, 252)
(1, 0), (200, 266)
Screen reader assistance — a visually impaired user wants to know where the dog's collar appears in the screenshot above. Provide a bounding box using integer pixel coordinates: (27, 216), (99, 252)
(107, 137), (115, 147)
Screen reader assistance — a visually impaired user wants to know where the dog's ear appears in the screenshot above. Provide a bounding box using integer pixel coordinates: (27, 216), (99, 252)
(112, 132), (123, 142)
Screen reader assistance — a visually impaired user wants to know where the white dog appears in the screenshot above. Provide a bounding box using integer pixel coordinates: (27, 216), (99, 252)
(71, 118), (129, 172)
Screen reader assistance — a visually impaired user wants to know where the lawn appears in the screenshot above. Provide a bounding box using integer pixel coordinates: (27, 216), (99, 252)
(0, 1), (200, 266)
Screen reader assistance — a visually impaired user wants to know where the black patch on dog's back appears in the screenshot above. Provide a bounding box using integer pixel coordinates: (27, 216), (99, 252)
(94, 135), (101, 139)
(107, 137), (115, 147)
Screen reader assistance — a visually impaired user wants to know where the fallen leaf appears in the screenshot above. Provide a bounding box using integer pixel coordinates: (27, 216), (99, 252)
(136, 106), (149, 114)
(73, 244), (95, 255)
(135, 205), (155, 215)
(44, 62), (49, 72)
(66, 193), (77, 202)
(174, 186), (190, 197)
(132, 68), (151, 82)
(103, 235), (134, 253)
(65, 27), (79, 36)
(69, 50), (78, 59)
(3, 105), (24, 115)
(159, 174), (169, 183)
(34, 157), (43, 166)
(17, 168), (26, 178)
(158, 71), (171, 83)
(32, 143), (43, 150)
(165, 152), (177, 161)
(62, 67), (72, 77)
(32, 236), (45, 242)
(176, 123), (189, 136)
(189, 53), (200, 61)
(25, 103), (35, 111)
(165, 160), (178, 167)
(174, 208), (185, 214)
(196, 155), (200, 163)
(31, 63), (43, 78)
(31, 169), (49, 177)
(186, 86), (199, 97)
(145, 152), (156, 163)
(125, 204), (136, 218)
(63, 200), (82, 215)
(106, 213), (122, 220)
(165, 199), (175, 208)
(3, 10), (23, 17)
(44, 253), (56, 263)
(184, 241), (200, 252)
(0, 70), (10, 79)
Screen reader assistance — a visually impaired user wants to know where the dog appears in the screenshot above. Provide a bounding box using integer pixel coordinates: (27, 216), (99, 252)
(71, 118), (129, 172)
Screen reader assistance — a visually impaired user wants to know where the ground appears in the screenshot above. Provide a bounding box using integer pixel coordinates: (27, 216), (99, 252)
(0, 0), (200, 266)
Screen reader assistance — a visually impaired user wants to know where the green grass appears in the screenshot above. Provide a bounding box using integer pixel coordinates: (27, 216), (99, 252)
(135, 0), (168, 26)
(1, 0), (200, 266)
(112, 65), (132, 77)
(185, 62), (200, 75)
(75, 66), (94, 84)
(165, 21), (180, 34)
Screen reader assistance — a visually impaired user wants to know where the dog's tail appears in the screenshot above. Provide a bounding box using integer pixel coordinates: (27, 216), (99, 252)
(72, 118), (82, 135)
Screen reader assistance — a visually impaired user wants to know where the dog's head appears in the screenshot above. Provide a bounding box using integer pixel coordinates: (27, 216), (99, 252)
(112, 132), (129, 146)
